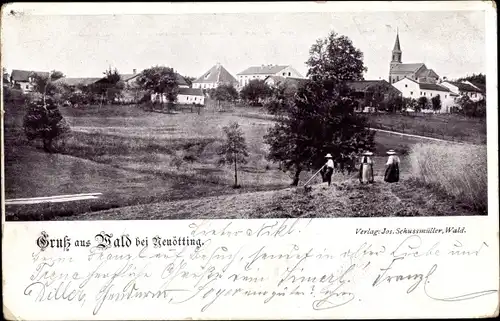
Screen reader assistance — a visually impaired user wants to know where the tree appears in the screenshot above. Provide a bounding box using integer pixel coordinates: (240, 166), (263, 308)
(364, 84), (386, 110)
(50, 70), (65, 81)
(23, 97), (71, 153)
(264, 79), (375, 186)
(218, 122), (249, 187)
(306, 30), (367, 82)
(211, 84), (239, 111)
(136, 66), (179, 111)
(95, 67), (124, 105)
(240, 79), (272, 106)
(456, 73), (485, 85)
(183, 76), (196, 88)
(386, 95), (404, 113)
(264, 82), (298, 115)
(416, 96), (428, 112)
(456, 94), (485, 118)
(431, 95), (442, 112)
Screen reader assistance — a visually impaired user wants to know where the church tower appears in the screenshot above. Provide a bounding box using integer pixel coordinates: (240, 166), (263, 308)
(391, 31), (402, 66)
(389, 30), (402, 83)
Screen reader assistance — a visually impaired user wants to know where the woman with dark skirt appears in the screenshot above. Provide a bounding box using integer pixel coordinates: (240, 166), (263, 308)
(384, 149), (400, 183)
(358, 151), (374, 184)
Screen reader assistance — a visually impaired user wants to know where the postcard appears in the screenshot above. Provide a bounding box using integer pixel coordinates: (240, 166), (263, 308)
(1, 1), (498, 320)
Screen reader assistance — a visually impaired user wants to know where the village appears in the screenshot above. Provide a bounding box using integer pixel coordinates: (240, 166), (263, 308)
(2, 27), (488, 222)
(3, 33), (486, 114)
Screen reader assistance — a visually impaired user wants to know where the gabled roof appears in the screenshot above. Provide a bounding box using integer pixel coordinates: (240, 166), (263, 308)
(54, 77), (101, 86)
(265, 75), (307, 87)
(11, 69), (49, 82)
(238, 65), (289, 75)
(347, 80), (400, 93)
(418, 68), (439, 78)
(469, 81), (486, 93)
(419, 83), (450, 92)
(194, 64), (237, 84)
(120, 74), (140, 82)
(178, 87), (204, 96)
(390, 63), (425, 73)
(444, 81), (483, 93)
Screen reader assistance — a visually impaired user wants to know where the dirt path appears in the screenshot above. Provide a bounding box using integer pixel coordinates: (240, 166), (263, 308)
(4, 193), (103, 205)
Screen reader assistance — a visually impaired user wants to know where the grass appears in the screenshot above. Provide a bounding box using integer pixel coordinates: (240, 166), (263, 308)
(367, 113), (486, 145)
(3, 102), (487, 220)
(409, 143), (487, 213)
(60, 177), (476, 221)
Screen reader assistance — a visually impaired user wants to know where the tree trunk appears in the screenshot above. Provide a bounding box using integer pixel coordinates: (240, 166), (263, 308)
(291, 165), (302, 186)
(234, 158), (238, 187)
(43, 138), (53, 153)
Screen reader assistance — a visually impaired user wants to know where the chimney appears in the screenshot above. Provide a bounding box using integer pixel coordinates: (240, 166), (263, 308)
(133, 69), (137, 74)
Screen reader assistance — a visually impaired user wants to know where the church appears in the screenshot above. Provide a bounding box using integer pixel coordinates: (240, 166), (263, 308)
(388, 32), (440, 84)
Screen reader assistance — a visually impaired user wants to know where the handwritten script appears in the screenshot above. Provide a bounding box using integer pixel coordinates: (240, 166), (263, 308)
(18, 219), (498, 317)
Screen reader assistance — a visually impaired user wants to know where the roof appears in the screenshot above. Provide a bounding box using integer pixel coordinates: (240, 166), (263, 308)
(265, 75), (307, 87)
(347, 80), (401, 94)
(178, 87), (204, 96)
(194, 64), (237, 84)
(445, 81), (483, 93)
(419, 68), (439, 78)
(393, 33), (401, 52)
(469, 81), (486, 93)
(54, 77), (101, 86)
(418, 83), (450, 92)
(11, 69), (49, 82)
(390, 63), (425, 73)
(120, 73), (140, 82)
(237, 65), (289, 75)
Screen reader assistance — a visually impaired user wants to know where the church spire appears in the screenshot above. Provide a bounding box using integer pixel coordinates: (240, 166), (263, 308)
(391, 30), (402, 64)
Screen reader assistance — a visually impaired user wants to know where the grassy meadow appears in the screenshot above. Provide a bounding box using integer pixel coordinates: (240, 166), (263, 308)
(3, 102), (488, 220)
(367, 113), (487, 145)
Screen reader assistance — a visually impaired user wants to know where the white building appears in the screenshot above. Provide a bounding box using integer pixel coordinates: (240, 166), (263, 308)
(151, 87), (205, 105)
(440, 81), (485, 102)
(392, 77), (458, 113)
(237, 64), (303, 88)
(192, 63), (238, 89)
(10, 69), (49, 93)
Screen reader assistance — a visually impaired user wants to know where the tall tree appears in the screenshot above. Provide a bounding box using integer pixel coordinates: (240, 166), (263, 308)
(431, 95), (442, 112)
(218, 122), (249, 187)
(306, 30), (367, 82)
(264, 80), (375, 186)
(136, 66), (179, 111)
(211, 84), (239, 111)
(240, 79), (272, 106)
(50, 70), (65, 81)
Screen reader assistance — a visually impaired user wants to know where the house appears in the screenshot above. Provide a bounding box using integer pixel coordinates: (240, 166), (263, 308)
(346, 80), (402, 112)
(392, 77), (458, 113)
(10, 69), (49, 93)
(192, 63), (238, 89)
(264, 75), (308, 91)
(150, 74), (203, 105)
(440, 80), (485, 102)
(237, 64), (303, 88)
(388, 32), (440, 84)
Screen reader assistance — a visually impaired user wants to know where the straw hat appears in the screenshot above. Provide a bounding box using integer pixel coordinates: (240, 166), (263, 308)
(325, 153), (333, 158)
(362, 151), (373, 156)
(386, 149), (397, 155)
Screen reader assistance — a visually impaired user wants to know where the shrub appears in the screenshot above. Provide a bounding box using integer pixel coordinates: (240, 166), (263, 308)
(410, 143), (487, 212)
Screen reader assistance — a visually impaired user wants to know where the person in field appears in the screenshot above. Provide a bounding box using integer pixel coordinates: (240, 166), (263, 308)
(359, 151), (374, 184)
(384, 149), (400, 183)
(321, 153), (335, 186)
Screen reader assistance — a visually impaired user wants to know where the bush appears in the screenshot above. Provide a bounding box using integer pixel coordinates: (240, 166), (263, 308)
(410, 143), (487, 212)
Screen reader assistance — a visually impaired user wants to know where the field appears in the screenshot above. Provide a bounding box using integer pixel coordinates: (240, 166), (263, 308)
(367, 112), (486, 145)
(3, 102), (487, 220)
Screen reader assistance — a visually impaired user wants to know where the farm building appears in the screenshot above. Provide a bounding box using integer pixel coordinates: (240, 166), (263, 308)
(392, 77), (458, 113)
(10, 69), (49, 93)
(237, 64), (303, 88)
(440, 80), (485, 101)
(192, 63), (238, 89)
(347, 80), (402, 112)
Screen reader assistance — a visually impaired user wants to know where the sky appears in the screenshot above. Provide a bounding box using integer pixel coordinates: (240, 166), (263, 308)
(1, 9), (486, 81)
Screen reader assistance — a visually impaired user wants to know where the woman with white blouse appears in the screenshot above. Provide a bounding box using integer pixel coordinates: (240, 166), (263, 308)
(358, 151), (374, 184)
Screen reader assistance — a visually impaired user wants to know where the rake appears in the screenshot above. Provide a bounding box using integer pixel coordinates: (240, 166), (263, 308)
(302, 164), (326, 190)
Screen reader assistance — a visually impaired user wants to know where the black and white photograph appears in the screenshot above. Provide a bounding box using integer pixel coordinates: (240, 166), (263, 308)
(2, 6), (489, 221)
